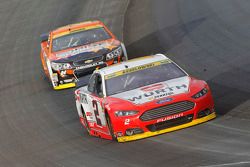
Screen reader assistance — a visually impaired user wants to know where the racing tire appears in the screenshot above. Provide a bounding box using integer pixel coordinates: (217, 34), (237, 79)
(105, 113), (117, 141)
(40, 59), (53, 88)
(81, 108), (90, 134)
(46, 59), (59, 89)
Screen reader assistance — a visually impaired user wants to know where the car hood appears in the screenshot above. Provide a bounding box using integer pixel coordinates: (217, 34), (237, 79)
(52, 39), (120, 61)
(110, 76), (190, 105)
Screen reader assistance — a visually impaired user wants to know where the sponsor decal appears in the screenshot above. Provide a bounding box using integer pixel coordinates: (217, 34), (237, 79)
(156, 113), (184, 123)
(156, 98), (173, 104)
(64, 79), (73, 83)
(56, 43), (109, 58)
(53, 25), (102, 38)
(141, 83), (165, 92)
(105, 59), (172, 79)
(86, 112), (92, 116)
(111, 76), (190, 105)
(75, 61), (104, 70)
(127, 84), (187, 103)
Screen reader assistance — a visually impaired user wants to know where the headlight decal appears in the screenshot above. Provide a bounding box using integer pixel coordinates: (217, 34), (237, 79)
(192, 88), (208, 99)
(51, 62), (72, 71)
(115, 110), (138, 117)
(106, 46), (122, 61)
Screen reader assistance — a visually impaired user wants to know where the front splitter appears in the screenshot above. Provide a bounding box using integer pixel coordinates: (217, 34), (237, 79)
(117, 112), (216, 142)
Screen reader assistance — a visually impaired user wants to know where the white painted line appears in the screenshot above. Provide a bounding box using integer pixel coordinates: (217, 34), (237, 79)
(199, 161), (250, 167)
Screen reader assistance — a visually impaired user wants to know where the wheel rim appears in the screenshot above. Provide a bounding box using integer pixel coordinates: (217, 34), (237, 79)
(106, 114), (116, 140)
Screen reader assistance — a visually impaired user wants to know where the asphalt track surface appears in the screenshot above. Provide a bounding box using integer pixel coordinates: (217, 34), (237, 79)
(0, 0), (250, 166)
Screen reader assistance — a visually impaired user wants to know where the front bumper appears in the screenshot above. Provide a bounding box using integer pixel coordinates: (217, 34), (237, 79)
(52, 58), (121, 90)
(53, 82), (76, 90)
(117, 112), (216, 142)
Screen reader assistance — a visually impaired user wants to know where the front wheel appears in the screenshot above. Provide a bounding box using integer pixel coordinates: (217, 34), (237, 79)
(46, 59), (58, 88)
(105, 113), (116, 141)
(82, 108), (90, 134)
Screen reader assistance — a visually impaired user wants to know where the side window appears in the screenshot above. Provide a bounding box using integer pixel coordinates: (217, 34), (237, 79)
(88, 74), (97, 93)
(96, 75), (103, 97)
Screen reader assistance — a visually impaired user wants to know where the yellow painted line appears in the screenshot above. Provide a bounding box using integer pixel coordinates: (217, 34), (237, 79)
(117, 112), (216, 142)
(53, 83), (76, 90)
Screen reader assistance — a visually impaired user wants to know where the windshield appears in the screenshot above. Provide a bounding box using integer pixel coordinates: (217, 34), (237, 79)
(105, 63), (187, 96)
(52, 27), (111, 52)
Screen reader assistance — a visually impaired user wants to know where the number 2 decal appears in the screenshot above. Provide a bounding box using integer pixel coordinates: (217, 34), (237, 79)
(125, 119), (130, 125)
(92, 100), (102, 126)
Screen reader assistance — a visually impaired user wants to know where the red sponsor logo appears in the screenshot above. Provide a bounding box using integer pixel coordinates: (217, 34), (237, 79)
(156, 113), (184, 123)
(141, 83), (165, 92)
(86, 112), (92, 116)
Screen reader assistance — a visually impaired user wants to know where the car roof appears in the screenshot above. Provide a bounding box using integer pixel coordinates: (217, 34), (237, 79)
(98, 54), (170, 76)
(51, 20), (105, 38)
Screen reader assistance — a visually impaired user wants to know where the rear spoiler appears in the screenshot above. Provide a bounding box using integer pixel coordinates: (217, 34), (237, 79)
(40, 32), (49, 42)
(76, 74), (92, 89)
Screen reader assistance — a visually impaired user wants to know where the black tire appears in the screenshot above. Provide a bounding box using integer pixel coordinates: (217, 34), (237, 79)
(81, 107), (90, 134)
(105, 113), (116, 141)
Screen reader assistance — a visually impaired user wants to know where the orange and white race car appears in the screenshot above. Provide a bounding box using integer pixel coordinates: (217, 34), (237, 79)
(40, 20), (127, 90)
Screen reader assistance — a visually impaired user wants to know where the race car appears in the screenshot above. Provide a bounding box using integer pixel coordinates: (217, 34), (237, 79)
(40, 20), (127, 90)
(74, 54), (216, 142)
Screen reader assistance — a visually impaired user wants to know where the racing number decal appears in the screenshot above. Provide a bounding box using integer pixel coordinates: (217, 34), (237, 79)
(92, 100), (102, 126)
(125, 119), (130, 125)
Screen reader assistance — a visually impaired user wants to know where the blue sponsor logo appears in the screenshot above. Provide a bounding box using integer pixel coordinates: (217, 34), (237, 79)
(156, 98), (173, 104)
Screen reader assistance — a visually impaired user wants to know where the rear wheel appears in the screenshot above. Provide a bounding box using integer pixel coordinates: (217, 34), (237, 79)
(105, 113), (116, 141)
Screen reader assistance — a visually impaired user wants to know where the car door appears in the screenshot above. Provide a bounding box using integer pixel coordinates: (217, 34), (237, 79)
(82, 73), (109, 134)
